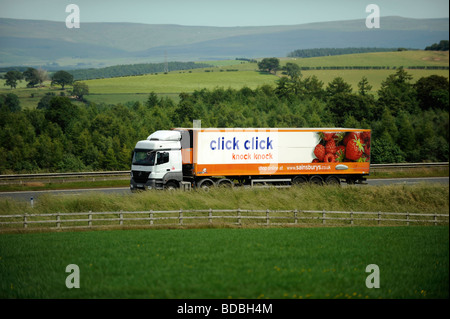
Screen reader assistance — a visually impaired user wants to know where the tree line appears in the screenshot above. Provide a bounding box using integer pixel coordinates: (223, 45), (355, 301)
(0, 68), (448, 174)
(68, 62), (213, 80)
(425, 40), (449, 51)
(287, 47), (399, 58)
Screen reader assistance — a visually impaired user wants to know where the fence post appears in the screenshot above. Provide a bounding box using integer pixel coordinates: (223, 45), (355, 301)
(378, 211), (381, 225)
(57, 213), (61, 228)
(322, 210), (326, 225)
(237, 209), (241, 226)
(179, 209), (183, 226)
(266, 209), (270, 226)
(119, 210), (123, 226)
(209, 208), (212, 224)
(88, 211), (92, 228)
(23, 213), (27, 229)
(406, 212), (409, 226)
(294, 209), (298, 224)
(350, 210), (354, 226)
(150, 210), (153, 225)
(434, 214), (438, 226)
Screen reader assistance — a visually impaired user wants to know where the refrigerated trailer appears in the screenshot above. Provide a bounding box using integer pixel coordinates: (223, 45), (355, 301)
(130, 128), (371, 190)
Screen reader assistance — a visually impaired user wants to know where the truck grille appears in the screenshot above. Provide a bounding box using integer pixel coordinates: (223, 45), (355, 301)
(132, 171), (150, 183)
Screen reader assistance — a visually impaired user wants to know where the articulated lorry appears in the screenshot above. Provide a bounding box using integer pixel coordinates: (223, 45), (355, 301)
(130, 128), (371, 190)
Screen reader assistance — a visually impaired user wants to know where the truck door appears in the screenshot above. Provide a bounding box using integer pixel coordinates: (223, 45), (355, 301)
(155, 151), (171, 174)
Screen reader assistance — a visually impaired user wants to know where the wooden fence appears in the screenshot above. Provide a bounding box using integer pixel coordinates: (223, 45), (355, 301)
(0, 209), (448, 231)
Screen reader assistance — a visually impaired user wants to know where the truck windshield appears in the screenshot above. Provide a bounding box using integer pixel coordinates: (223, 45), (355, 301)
(132, 149), (156, 166)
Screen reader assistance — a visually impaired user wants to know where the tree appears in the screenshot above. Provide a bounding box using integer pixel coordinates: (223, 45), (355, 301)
(146, 92), (159, 108)
(358, 76), (373, 96)
(36, 68), (48, 86)
(425, 40), (449, 51)
(51, 70), (74, 90)
(37, 93), (56, 110)
(23, 67), (39, 88)
(326, 77), (352, 97)
(377, 67), (417, 115)
(257, 58), (280, 74)
(72, 82), (89, 101)
(284, 62), (301, 80)
(0, 93), (21, 112)
(327, 93), (371, 126)
(414, 75), (449, 111)
(44, 96), (79, 131)
(3, 71), (23, 89)
(296, 76), (325, 100)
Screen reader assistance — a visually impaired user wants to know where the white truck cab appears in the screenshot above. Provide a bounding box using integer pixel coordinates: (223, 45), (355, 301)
(130, 130), (183, 190)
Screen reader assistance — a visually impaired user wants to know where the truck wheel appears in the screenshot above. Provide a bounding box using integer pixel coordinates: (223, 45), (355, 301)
(197, 179), (215, 191)
(292, 176), (308, 186)
(325, 176), (341, 185)
(165, 182), (178, 191)
(309, 175), (323, 185)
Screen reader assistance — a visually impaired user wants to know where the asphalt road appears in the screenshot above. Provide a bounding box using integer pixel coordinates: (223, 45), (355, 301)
(0, 177), (448, 203)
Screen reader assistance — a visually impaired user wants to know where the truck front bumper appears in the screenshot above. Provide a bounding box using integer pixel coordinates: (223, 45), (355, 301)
(130, 178), (158, 191)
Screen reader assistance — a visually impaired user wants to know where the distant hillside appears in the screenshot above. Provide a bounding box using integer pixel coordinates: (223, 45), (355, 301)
(0, 16), (448, 68)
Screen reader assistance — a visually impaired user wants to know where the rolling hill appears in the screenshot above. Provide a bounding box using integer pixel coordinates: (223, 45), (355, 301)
(0, 16), (448, 68)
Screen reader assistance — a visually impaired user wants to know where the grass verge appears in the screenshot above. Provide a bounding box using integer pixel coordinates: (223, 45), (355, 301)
(1, 183), (448, 217)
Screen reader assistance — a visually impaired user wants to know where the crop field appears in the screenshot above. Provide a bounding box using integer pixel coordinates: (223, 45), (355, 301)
(282, 50), (449, 68)
(0, 226), (448, 299)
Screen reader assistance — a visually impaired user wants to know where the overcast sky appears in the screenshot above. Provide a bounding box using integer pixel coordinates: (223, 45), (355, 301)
(0, 0), (449, 27)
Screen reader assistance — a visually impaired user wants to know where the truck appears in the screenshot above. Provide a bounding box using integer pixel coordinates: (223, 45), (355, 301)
(130, 127), (371, 190)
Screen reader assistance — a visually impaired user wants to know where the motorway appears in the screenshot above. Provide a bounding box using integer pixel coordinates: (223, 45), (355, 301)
(0, 177), (448, 202)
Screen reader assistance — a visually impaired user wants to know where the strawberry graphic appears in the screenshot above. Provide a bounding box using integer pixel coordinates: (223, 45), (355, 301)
(343, 132), (360, 146)
(314, 144), (326, 162)
(323, 132), (335, 141)
(335, 145), (346, 162)
(324, 153), (335, 163)
(364, 144), (371, 156)
(361, 131), (371, 142)
(345, 136), (365, 161)
(325, 139), (337, 154)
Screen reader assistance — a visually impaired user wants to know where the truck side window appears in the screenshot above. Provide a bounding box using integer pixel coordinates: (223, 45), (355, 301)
(156, 152), (169, 165)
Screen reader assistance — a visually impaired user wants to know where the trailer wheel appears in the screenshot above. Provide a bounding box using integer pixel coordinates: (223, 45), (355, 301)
(217, 178), (234, 188)
(197, 178), (215, 191)
(309, 175), (323, 185)
(325, 176), (341, 185)
(292, 176), (308, 186)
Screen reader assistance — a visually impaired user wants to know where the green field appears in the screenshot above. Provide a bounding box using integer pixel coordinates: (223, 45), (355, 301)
(2, 50), (448, 108)
(282, 50), (449, 68)
(84, 70), (276, 94)
(0, 226), (448, 299)
(83, 50), (449, 96)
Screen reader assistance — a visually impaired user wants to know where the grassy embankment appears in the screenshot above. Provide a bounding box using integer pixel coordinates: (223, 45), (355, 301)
(1, 183), (448, 219)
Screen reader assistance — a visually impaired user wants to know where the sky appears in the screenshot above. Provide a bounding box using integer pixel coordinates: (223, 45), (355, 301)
(0, 0), (449, 27)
